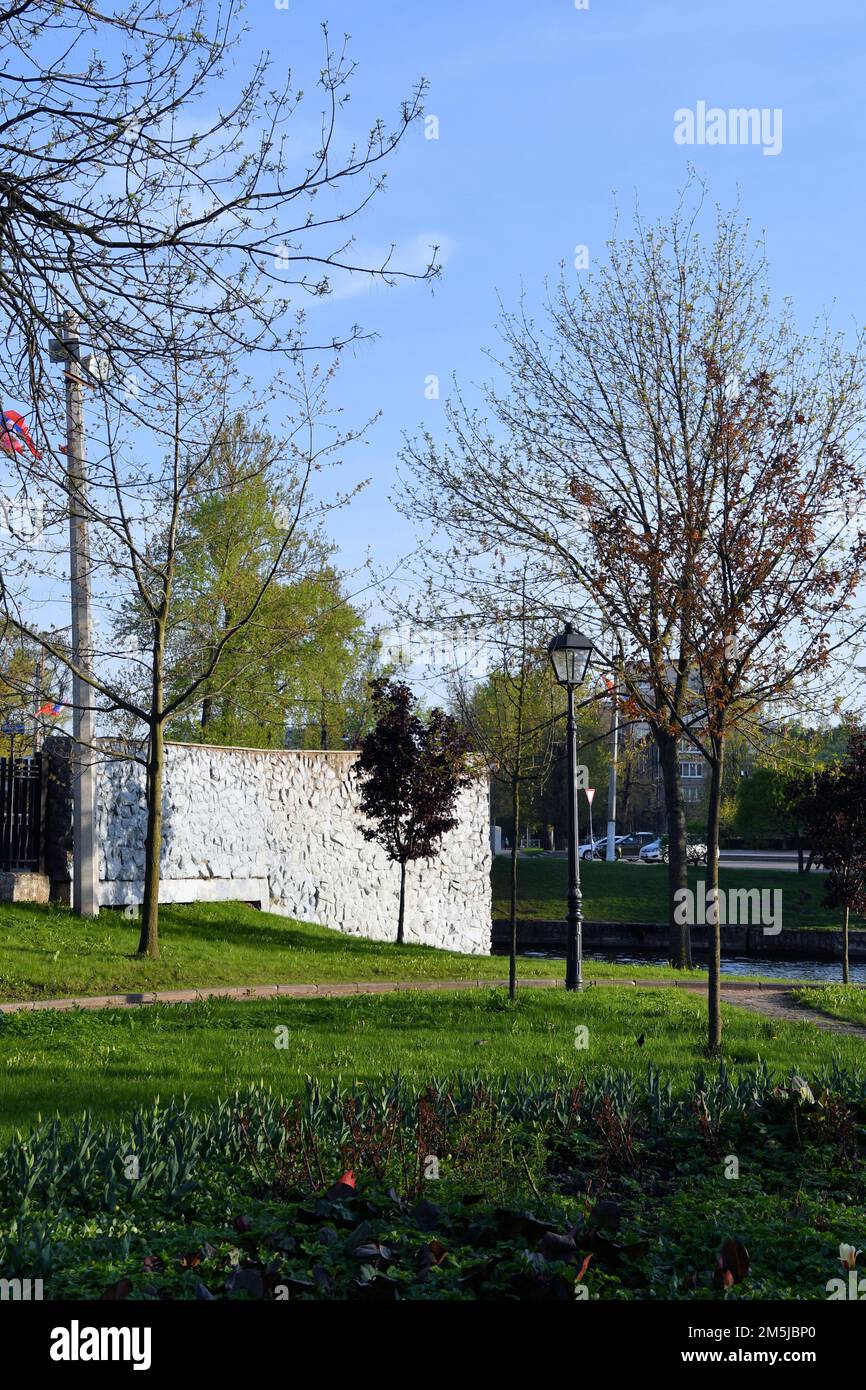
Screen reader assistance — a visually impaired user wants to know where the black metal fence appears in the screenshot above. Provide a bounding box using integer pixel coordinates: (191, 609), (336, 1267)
(0, 754), (43, 872)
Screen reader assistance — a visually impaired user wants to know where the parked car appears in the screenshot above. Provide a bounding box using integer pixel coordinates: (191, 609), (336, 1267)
(639, 834), (708, 866)
(615, 831), (656, 860)
(578, 836), (609, 861)
(638, 838), (664, 863)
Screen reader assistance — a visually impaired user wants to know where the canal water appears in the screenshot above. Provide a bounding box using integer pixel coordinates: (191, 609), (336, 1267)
(522, 949), (866, 983)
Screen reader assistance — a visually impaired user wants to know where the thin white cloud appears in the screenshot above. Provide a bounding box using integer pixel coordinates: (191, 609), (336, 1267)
(313, 232), (456, 304)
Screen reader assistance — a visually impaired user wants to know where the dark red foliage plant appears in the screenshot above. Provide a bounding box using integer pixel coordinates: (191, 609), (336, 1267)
(355, 679), (474, 943)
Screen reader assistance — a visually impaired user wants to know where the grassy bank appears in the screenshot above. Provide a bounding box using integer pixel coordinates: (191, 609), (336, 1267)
(793, 985), (866, 1028)
(492, 855), (861, 931)
(0, 900), (553, 1003)
(1, 985), (864, 1140)
(0, 900), (708, 1005)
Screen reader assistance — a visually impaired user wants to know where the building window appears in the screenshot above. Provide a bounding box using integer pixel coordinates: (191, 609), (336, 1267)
(679, 760), (703, 779)
(682, 784), (703, 804)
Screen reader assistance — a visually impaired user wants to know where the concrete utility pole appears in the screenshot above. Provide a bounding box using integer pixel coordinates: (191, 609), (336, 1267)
(605, 666), (620, 862)
(60, 312), (99, 916)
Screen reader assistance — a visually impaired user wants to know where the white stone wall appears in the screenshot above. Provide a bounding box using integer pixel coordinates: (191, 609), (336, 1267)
(95, 743), (491, 955)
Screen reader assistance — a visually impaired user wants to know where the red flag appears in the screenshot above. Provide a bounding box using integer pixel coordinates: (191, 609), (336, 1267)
(1, 408), (41, 459)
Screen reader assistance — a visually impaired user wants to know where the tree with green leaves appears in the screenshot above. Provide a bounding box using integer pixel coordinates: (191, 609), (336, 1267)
(289, 634), (392, 751)
(0, 624), (69, 756)
(733, 724), (848, 864)
(126, 413), (372, 752)
(529, 702), (610, 849)
(356, 679), (473, 945)
(0, 4), (434, 953)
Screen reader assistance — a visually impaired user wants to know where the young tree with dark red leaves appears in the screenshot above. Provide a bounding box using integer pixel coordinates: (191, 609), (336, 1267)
(789, 731), (866, 984)
(356, 679), (474, 945)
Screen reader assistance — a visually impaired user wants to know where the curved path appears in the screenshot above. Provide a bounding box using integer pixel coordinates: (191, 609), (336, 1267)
(721, 986), (866, 1038)
(1, 975), (865, 1038)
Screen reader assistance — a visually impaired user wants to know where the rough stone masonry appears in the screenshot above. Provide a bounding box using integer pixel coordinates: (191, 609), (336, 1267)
(48, 742), (491, 955)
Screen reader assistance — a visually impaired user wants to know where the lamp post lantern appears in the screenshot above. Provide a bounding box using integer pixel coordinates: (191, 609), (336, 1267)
(548, 622), (594, 991)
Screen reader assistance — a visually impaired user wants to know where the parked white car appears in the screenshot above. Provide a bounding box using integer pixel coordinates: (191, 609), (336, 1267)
(639, 838), (664, 863)
(639, 836), (708, 865)
(579, 835), (629, 861)
(578, 836), (606, 861)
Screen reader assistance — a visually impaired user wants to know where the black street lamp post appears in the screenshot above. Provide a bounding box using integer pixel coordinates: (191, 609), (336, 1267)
(547, 622), (594, 991)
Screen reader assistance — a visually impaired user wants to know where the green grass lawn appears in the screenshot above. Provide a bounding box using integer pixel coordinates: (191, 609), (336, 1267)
(793, 985), (866, 1028)
(0, 900), (707, 1005)
(1, 984), (863, 1141)
(492, 855), (862, 930)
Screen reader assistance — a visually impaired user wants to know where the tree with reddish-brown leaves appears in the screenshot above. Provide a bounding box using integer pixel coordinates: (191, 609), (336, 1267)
(400, 186), (866, 1054)
(671, 361), (866, 1050)
(356, 679), (474, 945)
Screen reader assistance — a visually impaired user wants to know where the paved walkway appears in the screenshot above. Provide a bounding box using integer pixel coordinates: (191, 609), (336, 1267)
(725, 987), (866, 1038)
(0, 977), (569, 1013)
(1, 975), (864, 1039)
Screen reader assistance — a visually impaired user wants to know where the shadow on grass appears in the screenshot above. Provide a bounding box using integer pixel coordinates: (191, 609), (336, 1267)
(154, 905), (456, 962)
(3, 900), (432, 962)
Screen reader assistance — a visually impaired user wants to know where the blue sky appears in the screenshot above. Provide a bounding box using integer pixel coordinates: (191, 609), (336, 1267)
(11, 0), (862, 671)
(233, 0), (866, 608)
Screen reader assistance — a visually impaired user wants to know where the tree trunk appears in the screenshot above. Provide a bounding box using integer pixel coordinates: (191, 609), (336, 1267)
(843, 903), (850, 985)
(509, 779), (520, 1002)
(320, 691), (329, 749)
(705, 742), (725, 1056)
(200, 640), (215, 730)
(657, 730), (690, 967)
(397, 858), (407, 945)
(138, 716), (164, 958)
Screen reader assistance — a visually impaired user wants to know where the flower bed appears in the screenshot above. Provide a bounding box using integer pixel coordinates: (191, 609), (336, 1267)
(2, 1068), (865, 1300)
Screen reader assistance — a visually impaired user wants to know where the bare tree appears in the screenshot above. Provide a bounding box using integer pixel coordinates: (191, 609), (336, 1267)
(0, 3), (437, 405)
(399, 184), (866, 983)
(0, 4), (437, 946)
(450, 569), (559, 1001)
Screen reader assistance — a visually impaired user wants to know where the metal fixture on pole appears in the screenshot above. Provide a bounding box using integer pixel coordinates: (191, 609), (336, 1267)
(49, 313), (99, 916)
(547, 622), (594, 991)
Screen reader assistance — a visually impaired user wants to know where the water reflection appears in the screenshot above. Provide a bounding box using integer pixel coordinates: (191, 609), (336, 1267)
(521, 949), (866, 983)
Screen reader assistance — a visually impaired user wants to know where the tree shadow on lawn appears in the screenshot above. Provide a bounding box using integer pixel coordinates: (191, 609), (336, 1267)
(4, 901), (422, 964)
(153, 906), (467, 963)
